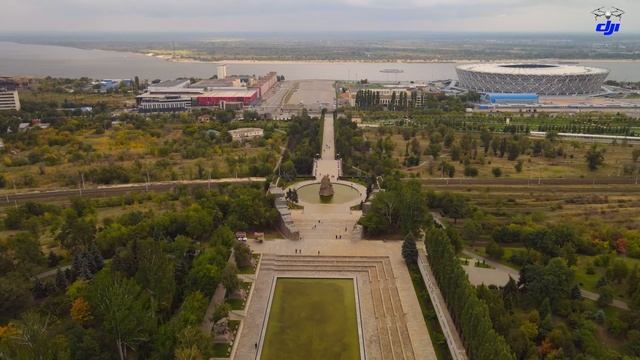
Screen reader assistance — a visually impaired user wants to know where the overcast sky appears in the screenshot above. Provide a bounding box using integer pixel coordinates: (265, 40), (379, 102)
(1, 0), (638, 33)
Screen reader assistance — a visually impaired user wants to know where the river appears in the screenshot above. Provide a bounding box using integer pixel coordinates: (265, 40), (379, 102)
(0, 41), (638, 81)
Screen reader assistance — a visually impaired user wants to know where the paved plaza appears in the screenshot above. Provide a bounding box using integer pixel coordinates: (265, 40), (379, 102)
(233, 114), (436, 360)
(287, 80), (336, 113)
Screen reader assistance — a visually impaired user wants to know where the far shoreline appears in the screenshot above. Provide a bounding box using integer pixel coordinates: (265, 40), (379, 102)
(146, 52), (640, 65)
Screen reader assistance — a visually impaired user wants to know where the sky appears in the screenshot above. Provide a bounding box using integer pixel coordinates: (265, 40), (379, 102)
(1, 0), (639, 33)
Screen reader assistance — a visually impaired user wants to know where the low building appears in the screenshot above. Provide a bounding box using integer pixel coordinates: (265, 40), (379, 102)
(351, 85), (443, 108)
(0, 90), (20, 111)
(138, 95), (192, 113)
(249, 72), (277, 97)
(137, 77), (260, 113)
(483, 93), (539, 104)
(228, 127), (264, 142)
(194, 89), (258, 107)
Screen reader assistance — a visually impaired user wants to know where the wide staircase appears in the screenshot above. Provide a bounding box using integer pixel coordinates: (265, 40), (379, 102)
(259, 254), (416, 360)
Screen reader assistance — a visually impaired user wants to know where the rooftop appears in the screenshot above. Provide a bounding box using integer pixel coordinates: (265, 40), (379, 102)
(198, 89), (258, 97)
(457, 63), (609, 76)
(149, 79), (190, 89)
(190, 78), (240, 89)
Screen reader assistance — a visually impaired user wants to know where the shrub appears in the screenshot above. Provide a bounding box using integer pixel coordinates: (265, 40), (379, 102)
(464, 165), (478, 177)
(486, 241), (504, 260)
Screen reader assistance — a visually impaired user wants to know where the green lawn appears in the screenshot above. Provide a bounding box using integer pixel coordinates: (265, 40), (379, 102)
(261, 278), (361, 360)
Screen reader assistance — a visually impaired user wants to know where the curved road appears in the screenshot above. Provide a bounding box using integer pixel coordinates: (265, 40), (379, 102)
(462, 250), (629, 311)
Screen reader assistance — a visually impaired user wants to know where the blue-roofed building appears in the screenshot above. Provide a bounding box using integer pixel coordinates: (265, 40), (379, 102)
(483, 93), (539, 104)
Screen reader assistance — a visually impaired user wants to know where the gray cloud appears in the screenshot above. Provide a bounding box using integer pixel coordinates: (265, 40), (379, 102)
(1, 0), (638, 32)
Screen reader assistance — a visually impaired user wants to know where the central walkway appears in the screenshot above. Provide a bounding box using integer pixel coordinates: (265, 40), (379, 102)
(315, 113), (341, 180)
(234, 114), (436, 360)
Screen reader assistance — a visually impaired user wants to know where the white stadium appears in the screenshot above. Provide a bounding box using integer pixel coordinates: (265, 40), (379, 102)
(456, 63), (610, 96)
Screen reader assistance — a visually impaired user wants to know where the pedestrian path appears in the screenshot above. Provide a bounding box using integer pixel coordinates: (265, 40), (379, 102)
(316, 113), (341, 180)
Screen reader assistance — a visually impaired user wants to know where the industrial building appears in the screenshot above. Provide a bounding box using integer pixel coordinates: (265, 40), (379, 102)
(194, 89), (259, 107)
(0, 90), (20, 111)
(456, 63), (609, 95)
(249, 72), (277, 98)
(137, 72), (277, 113)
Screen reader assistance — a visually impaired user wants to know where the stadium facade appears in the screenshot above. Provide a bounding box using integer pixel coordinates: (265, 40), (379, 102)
(456, 63), (609, 96)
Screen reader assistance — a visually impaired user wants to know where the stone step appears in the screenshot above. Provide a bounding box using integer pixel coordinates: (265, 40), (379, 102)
(260, 265), (373, 274)
(266, 258), (390, 266)
(257, 254), (415, 360)
(272, 254), (389, 261)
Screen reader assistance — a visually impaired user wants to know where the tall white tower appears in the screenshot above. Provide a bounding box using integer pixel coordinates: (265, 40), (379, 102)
(217, 64), (227, 79)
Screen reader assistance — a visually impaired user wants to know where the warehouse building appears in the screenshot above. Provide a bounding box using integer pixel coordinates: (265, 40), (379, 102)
(137, 72), (275, 113)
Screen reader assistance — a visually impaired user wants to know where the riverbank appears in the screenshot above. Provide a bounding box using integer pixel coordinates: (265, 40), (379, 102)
(146, 52), (640, 65)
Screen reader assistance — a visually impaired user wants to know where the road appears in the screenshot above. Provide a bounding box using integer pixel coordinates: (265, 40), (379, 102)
(414, 176), (640, 187)
(0, 177), (266, 205)
(462, 250), (630, 311)
(256, 81), (295, 117)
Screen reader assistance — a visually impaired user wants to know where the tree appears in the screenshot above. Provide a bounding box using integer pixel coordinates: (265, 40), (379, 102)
(55, 268), (68, 292)
(71, 297), (94, 325)
(0, 275), (32, 322)
(87, 269), (154, 360)
(514, 160), (523, 173)
(88, 243), (104, 273)
(607, 259), (629, 283)
(491, 167), (502, 177)
(5, 232), (45, 270)
(186, 248), (227, 296)
(221, 263), (240, 294)
(442, 193), (467, 224)
(450, 145), (462, 161)
(234, 242), (253, 269)
(0, 311), (68, 359)
(627, 330), (640, 356)
(424, 228), (516, 360)
(461, 220), (481, 244)
(463, 165), (478, 177)
(480, 129), (493, 154)
(57, 209), (96, 250)
(597, 285), (614, 307)
(486, 241), (504, 260)
(446, 227), (464, 254)
(585, 145), (605, 171)
(426, 143), (441, 159)
(135, 242), (176, 315)
(627, 265), (640, 298)
(519, 258), (574, 307)
(506, 140), (520, 161)
(402, 232), (418, 265)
